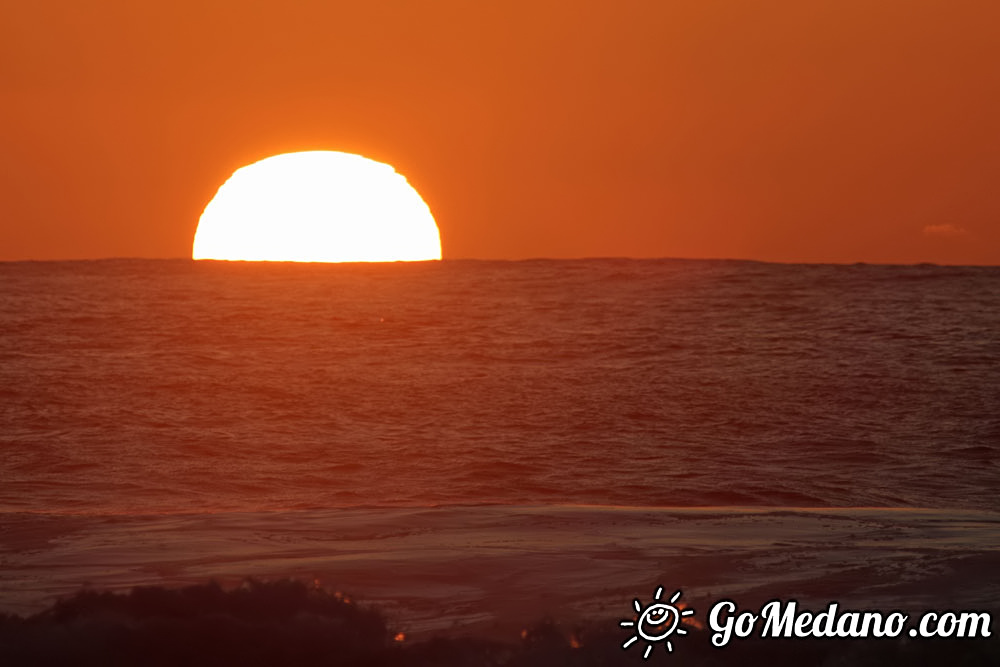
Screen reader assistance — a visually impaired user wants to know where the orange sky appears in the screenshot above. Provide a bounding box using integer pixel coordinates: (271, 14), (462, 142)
(2, 1), (998, 264)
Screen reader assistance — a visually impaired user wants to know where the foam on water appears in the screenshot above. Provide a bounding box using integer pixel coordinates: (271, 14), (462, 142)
(1, 505), (998, 635)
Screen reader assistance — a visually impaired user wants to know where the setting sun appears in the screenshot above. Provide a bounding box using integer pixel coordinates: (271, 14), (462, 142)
(192, 151), (441, 262)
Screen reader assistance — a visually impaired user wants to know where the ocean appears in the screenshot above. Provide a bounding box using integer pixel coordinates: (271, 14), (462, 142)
(1, 258), (998, 656)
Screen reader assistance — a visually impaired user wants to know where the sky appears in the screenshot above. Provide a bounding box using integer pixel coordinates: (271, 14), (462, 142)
(2, 1), (998, 264)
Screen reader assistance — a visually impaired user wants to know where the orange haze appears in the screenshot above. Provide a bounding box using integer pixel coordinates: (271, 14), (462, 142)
(2, 1), (998, 264)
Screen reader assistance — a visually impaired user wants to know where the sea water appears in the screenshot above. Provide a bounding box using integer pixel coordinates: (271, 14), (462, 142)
(2, 258), (997, 513)
(0, 258), (998, 634)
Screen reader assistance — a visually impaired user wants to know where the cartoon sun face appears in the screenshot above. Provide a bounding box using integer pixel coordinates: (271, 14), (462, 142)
(621, 587), (695, 660)
(637, 602), (680, 640)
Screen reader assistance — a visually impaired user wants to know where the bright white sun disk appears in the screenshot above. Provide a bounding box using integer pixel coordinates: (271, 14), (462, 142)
(192, 151), (441, 262)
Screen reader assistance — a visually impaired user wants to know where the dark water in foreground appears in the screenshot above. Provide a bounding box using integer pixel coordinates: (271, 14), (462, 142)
(1, 258), (998, 514)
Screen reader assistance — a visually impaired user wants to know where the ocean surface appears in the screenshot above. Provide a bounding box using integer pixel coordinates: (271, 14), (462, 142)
(1, 258), (998, 640)
(1, 258), (997, 514)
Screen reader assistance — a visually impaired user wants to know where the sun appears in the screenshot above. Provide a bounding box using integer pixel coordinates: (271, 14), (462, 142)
(192, 151), (441, 263)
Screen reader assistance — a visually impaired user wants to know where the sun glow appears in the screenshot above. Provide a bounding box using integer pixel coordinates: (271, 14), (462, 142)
(192, 151), (441, 262)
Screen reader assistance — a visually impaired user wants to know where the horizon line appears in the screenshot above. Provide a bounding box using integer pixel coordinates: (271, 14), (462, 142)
(2, 255), (998, 268)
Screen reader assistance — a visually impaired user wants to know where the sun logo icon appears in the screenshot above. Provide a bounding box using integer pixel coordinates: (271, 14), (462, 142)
(620, 586), (695, 660)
